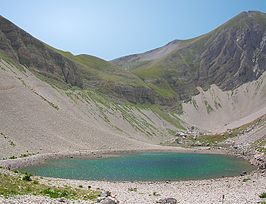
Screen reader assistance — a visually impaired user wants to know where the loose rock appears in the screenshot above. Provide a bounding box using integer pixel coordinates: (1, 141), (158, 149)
(100, 197), (118, 204)
(156, 197), (177, 204)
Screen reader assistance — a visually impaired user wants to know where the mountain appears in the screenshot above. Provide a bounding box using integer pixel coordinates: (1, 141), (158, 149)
(0, 15), (155, 102)
(113, 11), (266, 102)
(0, 11), (265, 159)
(112, 40), (189, 69)
(1, 11), (266, 108)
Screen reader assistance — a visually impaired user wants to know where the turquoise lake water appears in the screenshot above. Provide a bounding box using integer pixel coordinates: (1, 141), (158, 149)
(21, 152), (255, 181)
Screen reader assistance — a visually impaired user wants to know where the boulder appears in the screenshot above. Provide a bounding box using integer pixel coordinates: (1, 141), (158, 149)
(101, 191), (112, 197)
(156, 197), (177, 204)
(100, 197), (118, 204)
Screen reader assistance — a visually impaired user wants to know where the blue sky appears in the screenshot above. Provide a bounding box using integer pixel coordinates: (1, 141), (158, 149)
(0, 0), (265, 60)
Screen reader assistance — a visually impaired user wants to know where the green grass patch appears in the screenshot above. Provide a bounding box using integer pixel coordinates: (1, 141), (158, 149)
(0, 50), (26, 73)
(34, 71), (70, 90)
(47, 45), (146, 88)
(191, 98), (198, 110)
(198, 115), (266, 145)
(147, 83), (176, 98)
(0, 173), (100, 200)
(143, 104), (184, 130)
(133, 62), (163, 79)
(259, 192), (266, 198)
(204, 100), (214, 114)
(254, 137), (266, 154)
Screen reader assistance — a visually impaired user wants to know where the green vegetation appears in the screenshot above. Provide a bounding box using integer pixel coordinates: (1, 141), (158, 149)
(149, 105), (184, 129)
(152, 191), (160, 196)
(242, 177), (251, 182)
(22, 173), (32, 181)
(197, 115), (266, 145)
(20, 152), (36, 158)
(0, 50), (26, 73)
(191, 98), (198, 110)
(259, 192), (266, 198)
(1, 132), (16, 147)
(204, 100), (214, 114)
(0, 132), (7, 139)
(128, 187), (137, 192)
(2, 151), (37, 161)
(214, 100), (222, 109)
(9, 141), (15, 146)
(65, 88), (162, 136)
(147, 82), (176, 98)
(17, 77), (27, 87)
(253, 137), (266, 153)
(64, 87), (184, 137)
(31, 89), (59, 110)
(34, 71), (71, 90)
(133, 62), (163, 79)
(0, 173), (100, 200)
(115, 104), (160, 136)
(48, 45), (147, 88)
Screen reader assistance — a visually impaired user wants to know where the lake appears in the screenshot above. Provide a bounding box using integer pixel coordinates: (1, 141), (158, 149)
(21, 152), (255, 181)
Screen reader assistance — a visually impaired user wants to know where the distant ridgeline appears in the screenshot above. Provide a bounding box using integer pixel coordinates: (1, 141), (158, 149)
(0, 11), (266, 111)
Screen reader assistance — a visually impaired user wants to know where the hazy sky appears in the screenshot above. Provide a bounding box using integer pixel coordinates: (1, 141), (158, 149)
(1, 0), (265, 60)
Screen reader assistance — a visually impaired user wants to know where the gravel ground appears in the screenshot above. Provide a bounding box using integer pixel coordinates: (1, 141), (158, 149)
(0, 171), (265, 204)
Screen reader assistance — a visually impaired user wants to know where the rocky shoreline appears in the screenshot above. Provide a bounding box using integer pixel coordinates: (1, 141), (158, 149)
(0, 146), (230, 170)
(0, 146), (265, 204)
(0, 168), (265, 204)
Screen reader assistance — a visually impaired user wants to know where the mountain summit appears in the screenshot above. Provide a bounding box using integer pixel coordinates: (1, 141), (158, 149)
(1, 11), (265, 107)
(113, 11), (266, 101)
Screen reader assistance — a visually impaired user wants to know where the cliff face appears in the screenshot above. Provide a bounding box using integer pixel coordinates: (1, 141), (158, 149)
(115, 11), (266, 102)
(189, 11), (266, 90)
(0, 15), (174, 106)
(0, 16), (83, 87)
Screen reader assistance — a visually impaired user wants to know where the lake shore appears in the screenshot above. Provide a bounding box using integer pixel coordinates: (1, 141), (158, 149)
(0, 146), (265, 204)
(39, 171), (266, 204)
(0, 145), (235, 170)
(0, 166), (265, 204)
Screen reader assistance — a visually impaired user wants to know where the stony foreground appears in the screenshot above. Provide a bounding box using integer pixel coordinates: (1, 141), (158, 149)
(0, 171), (265, 204)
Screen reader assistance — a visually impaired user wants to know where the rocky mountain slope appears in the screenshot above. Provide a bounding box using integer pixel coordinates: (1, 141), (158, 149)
(0, 11), (265, 159)
(112, 40), (188, 69)
(114, 11), (266, 103)
(0, 60), (179, 159)
(2, 11), (266, 108)
(0, 15), (157, 104)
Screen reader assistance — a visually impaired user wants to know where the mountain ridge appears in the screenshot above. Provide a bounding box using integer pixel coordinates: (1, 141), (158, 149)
(0, 10), (265, 162)
(0, 11), (265, 107)
(118, 11), (266, 102)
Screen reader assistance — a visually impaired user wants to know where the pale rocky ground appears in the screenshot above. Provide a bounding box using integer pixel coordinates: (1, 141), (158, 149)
(0, 60), (266, 204)
(0, 60), (175, 159)
(180, 72), (266, 133)
(0, 60), (265, 159)
(223, 117), (266, 148)
(45, 173), (266, 204)
(0, 171), (265, 204)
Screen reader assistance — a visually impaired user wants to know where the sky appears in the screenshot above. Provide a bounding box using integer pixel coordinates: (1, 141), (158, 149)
(0, 0), (265, 60)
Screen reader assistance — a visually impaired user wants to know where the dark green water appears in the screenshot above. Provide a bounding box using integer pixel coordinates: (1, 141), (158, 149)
(21, 152), (255, 181)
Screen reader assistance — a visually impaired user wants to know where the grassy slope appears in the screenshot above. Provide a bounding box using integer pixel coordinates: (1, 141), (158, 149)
(41, 45), (179, 100)
(196, 115), (265, 145)
(47, 46), (147, 88)
(0, 51), (185, 137)
(64, 88), (185, 135)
